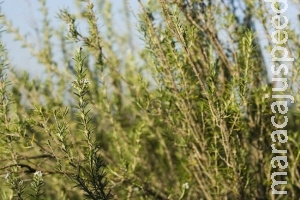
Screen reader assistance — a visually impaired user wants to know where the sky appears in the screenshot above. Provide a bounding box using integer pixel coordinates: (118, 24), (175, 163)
(1, 0), (76, 75)
(1, 0), (140, 76)
(1, 0), (299, 80)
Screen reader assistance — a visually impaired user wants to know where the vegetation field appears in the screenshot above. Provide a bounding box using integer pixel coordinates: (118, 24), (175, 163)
(0, 0), (300, 199)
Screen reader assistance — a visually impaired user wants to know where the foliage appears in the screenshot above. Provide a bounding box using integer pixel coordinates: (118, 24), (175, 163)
(0, 0), (300, 199)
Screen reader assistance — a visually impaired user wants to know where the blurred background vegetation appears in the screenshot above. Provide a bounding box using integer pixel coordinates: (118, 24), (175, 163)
(0, 0), (300, 199)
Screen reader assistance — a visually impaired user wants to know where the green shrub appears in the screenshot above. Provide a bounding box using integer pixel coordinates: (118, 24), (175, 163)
(0, 0), (299, 199)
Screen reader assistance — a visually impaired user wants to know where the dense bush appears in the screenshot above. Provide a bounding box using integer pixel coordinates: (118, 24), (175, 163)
(0, 0), (300, 199)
